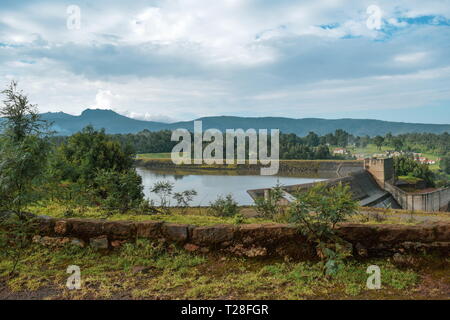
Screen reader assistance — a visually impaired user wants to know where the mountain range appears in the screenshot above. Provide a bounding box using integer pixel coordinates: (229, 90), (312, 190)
(38, 109), (450, 137)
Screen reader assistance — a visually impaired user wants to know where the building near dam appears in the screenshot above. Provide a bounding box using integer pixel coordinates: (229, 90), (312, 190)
(248, 158), (450, 212)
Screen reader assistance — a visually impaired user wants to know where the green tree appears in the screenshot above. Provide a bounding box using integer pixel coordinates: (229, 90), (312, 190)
(150, 181), (174, 214)
(305, 132), (320, 147)
(51, 125), (144, 212)
(208, 194), (240, 217)
(173, 190), (198, 214)
(92, 169), (144, 213)
(394, 156), (435, 187)
(0, 81), (50, 274)
(334, 129), (349, 148)
(440, 156), (450, 175)
(0, 81), (51, 215)
(373, 135), (384, 150)
(254, 182), (285, 219)
(391, 137), (403, 151)
(53, 125), (134, 184)
(288, 183), (357, 275)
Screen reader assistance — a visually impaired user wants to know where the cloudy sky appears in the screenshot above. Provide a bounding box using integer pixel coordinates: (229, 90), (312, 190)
(1, 0), (449, 123)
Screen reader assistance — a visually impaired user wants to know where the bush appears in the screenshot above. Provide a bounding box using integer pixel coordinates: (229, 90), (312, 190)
(208, 194), (239, 217)
(254, 182), (285, 219)
(394, 156), (435, 187)
(92, 169), (144, 213)
(0, 214), (38, 275)
(0, 81), (51, 214)
(150, 180), (174, 214)
(52, 125), (135, 184)
(173, 190), (197, 214)
(440, 156), (450, 175)
(288, 183), (357, 276)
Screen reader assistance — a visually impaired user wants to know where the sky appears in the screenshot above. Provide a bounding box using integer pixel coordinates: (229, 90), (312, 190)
(0, 0), (449, 124)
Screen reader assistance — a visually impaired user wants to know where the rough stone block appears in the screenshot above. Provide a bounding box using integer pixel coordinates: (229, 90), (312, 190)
(68, 219), (103, 238)
(54, 220), (70, 235)
(238, 223), (297, 244)
(102, 221), (136, 239)
(184, 243), (200, 252)
(90, 235), (109, 250)
(70, 238), (86, 248)
(191, 224), (236, 244)
(336, 224), (378, 243)
(135, 221), (163, 239)
(37, 216), (56, 235)
(162, 223), (190, 242)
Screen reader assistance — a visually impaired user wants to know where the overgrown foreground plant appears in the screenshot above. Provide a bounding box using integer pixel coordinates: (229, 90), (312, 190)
(150, 180), (197, 215)
(288, 182), (357, 276)
(208, 194), (240, 217)
(254, 181), (286, 219)
(0, 81), (50, 275)
(0, 213), (38, 275)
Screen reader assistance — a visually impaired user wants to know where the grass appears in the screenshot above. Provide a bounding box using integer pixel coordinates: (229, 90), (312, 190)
(398, 175), (423, 184)
(136, 153), (172, 159)
(28, 201), (273, 226)
(1, 239), (439, 300)
(28, 200), (450, 226)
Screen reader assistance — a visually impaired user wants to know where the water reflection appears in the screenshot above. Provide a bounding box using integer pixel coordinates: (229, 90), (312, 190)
(136, 167), (325, 206)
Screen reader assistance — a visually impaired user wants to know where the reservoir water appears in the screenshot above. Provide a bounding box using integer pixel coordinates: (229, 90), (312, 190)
(136, 167), (324, 206)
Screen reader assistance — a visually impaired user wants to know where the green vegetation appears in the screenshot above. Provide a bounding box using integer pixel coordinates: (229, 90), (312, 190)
(440, 156), (450, 175)
(26, 201), (271, 226)
(208, 194), (240, 217)
(0, 81), (51, 215)
(136, 152), (172, 159)
(49, 125), (146, 214)
(3, 239), (445, 299)
(394, 156), (435, 187)
(254, 182), (285, 219)
(288, 183), (357, 275)
(0, 81), (51, 274)
(373, 136), (385, 150)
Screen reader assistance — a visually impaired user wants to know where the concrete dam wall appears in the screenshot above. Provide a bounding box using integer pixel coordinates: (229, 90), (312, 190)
(385, 182), (450, 212)
(248, 158), (450, 212)
(248, 170), (400, 209)
(135, 158), (365, 177)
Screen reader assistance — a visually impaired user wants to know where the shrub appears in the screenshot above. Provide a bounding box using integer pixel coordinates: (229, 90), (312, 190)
(173, 190), (197, 214)
(394, 156), (435, 187)
(208, 194), (239, 217)
(288, 182), (357, 276)
(0, 214), (38, 275)
(0, 81), (51, 214)
(92, 169), (144, 213)
(150, 181), (174, 214)
(254, 182), (285, 219)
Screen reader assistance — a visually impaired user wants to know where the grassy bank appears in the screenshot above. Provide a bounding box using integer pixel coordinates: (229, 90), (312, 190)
(28, 201), (450, 226)
(2, 239), (448, 300)
(28, 202), (273, 226)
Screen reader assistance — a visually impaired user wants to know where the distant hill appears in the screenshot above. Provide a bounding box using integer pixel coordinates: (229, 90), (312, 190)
(38, 109), (450, 136)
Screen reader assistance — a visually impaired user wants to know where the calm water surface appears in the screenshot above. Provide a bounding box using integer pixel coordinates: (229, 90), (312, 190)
(136, 167), (324, 206)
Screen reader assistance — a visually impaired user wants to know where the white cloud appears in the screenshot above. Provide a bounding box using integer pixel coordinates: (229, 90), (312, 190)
(0, 0), (449, 123)
(94, 89), (120, 109)
(394, 52), (428, 63)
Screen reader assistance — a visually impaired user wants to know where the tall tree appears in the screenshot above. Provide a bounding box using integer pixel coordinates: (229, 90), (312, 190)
(373, 135), (384, 151)
(0, 81), (51, 214)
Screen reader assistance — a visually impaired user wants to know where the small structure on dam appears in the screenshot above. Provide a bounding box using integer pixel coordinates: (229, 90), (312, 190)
(248, 158), (450, 212)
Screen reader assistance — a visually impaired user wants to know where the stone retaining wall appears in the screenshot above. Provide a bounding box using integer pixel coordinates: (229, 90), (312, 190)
(34, 216), (450, 258)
